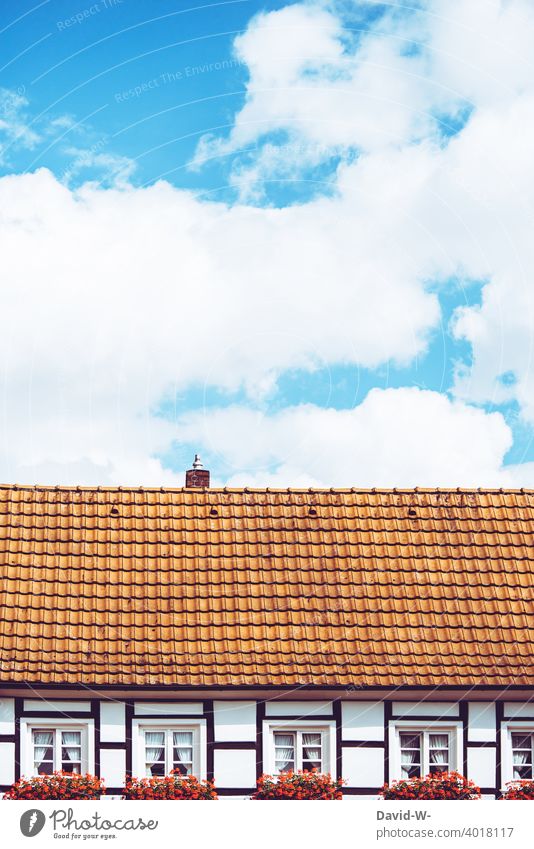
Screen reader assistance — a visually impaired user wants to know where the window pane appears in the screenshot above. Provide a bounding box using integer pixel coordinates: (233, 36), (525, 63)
(275, 759), (295, 773)
(61, 760), (81, 774)
(512, 734), (532, 750)
(301, 731), (321, 768)
(146, 761), (166, 777)
(34, 760), (54, 775)
(400, 732), (421, 778)
(172, 730), (193, 775)
(400, 733), (421, 749)
(33, 730), (54, 775)
(512, 732), (533, 778)
(145, 731), (165, 770)
(274, 733), (295, 748)
(274, 732), (295, 772)
(429, 734), (449, 749)
(61, 730), (82, 773)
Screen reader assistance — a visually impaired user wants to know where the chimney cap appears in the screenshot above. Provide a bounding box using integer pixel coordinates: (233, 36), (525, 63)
(192, 454), (203, 469)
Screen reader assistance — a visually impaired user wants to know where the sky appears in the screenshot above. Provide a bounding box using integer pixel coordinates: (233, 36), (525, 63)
(1, 0), (534, 488)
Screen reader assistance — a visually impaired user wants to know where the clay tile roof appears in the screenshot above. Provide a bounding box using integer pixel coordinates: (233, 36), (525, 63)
(0, 484), (533, 688)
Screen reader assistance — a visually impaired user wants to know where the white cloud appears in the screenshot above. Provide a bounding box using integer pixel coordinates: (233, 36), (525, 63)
(427, 0), (534, 107)
(2, 1), (534, 484)
(0, 163), (447, 484)
(61, 146), (137, 186)
(190, 2), (453, 191)
(0, 88), (41, 161)
(174, 387), (517, 488)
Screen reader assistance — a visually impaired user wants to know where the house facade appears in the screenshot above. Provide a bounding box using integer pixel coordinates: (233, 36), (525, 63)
(0, 467), (533, 798)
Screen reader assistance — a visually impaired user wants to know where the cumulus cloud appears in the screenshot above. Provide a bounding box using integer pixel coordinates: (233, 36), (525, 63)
(174, 387), (518, 488)
(0, 162), (449, 484)
(191, 0), (534, 428)
(190, 2), (454, 191)
(0, 87), (41, 161)
(2, 0), (534, 484)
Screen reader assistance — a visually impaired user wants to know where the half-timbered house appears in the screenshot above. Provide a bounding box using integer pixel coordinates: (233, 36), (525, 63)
(0, 460), (532, 798)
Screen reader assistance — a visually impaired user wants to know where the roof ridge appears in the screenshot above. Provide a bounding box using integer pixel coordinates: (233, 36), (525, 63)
(0, 483), (532, 494)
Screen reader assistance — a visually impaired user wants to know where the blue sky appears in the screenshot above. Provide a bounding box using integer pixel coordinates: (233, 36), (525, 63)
(1, 0), (534, 487)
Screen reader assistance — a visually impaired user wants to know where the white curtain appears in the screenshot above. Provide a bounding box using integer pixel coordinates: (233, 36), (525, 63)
(401, 748), (418, 775)
(400, 734), (420, 776)
(173, 732), (192, 773)
(302, 733), (321, 767)
(33, 731), (53, 767)
(429, 734), (449, 766)
(275, 734), (294, 771)
(145, 732), (165, 766)
(512, 736), (531, 777)
(62, 732), (81, 765)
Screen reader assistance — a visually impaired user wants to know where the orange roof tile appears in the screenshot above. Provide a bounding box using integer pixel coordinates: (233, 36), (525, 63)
(0, 484), (533, 687)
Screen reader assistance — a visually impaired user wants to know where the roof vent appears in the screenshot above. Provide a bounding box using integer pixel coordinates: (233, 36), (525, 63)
(185, 454), (210, 488)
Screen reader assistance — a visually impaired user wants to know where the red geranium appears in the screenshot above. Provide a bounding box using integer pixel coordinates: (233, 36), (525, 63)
(4, 771), (105, 800)
(501, 781), (534, 800)
(252, 769), (344, 800)
(123, 771), (218, 800)
(381, 771), (480, 800)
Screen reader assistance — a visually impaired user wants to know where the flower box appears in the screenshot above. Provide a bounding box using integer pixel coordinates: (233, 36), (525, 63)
(381, 771), (480, 800)
(4, 771), (105, 800)
(252, 769), (344, 800)
(123, 771), (218, 800)
(501, 781), (534, 800)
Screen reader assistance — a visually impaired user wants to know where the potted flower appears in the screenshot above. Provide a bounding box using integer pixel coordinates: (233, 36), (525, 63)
(252, 769), (344, 799)
(501, 781), (534, 799)
(123, 771), (218, 799)
(4, 771), (105, 800)
(381, 771), (480, 800)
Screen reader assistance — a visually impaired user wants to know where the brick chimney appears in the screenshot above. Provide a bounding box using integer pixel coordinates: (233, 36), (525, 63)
(185, 454), (210, 488)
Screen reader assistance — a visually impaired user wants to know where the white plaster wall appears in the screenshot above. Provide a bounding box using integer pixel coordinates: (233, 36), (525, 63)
(341, 702), (384, 741)
(343, 794), (381, 800)
(214, 701), (256, 742)
(504, 702), (534, 719)
(0, 742), (15, 785)
(213, 749), (257, 788)
(467, 747), (496, 787)
(99, 748), (126, 788)
(100, 701), (126, 743)
(392, 702), (459, 717)
(265, 701), (332, 717)
(218, 795), (252, 800)
(0, 698), (14, 734)
(342, 746), (384, 788)
(24, 699), (91, 713)
(134, 702), (203, 715)
(468, 703), (496, 742)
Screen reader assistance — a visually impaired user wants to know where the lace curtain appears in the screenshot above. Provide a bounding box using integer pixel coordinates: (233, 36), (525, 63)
(145, 732), (165, 766)
(302, 733), (321, 767)
(173, 732), (193, 774)
(33, 731), (53, 769)
(62, 732), (81, 765)
(400, 733), (421, 776)
(429, 734), (449, 766)
(275, 734), (294, 771)
(512, 734), (532, 778)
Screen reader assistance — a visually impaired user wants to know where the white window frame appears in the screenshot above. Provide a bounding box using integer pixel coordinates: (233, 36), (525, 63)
(501, 722), (534, 786)
(20, 718), (94, 777)
(132, 719), (206, 780)
(263, 719), (336, 776)
(389, 720), (463, 781)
